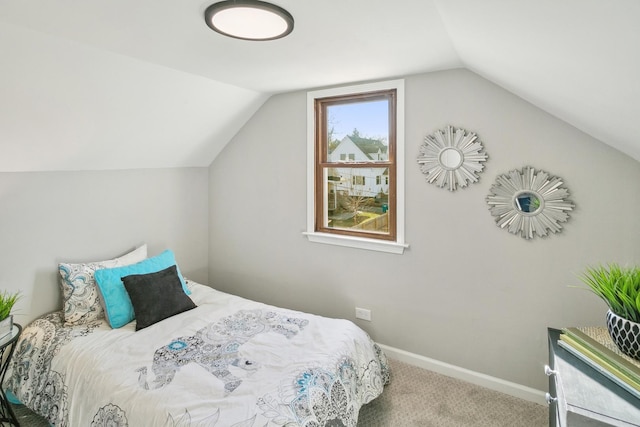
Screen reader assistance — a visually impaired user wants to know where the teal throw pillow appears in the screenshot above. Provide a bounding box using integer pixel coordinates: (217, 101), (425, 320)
(95, 249), (190, 328)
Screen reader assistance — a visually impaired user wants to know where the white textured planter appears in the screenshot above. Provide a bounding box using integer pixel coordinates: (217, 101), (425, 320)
(606, 309), (640, 360)
(0, 314), (13, 339)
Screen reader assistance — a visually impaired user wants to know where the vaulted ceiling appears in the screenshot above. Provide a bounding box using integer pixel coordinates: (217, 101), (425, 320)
(1, 0), (639, 172)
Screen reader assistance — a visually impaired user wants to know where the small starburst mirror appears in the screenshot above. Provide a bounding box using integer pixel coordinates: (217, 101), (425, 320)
(417, 126), (488, 191)
(486, 166), (575, 240)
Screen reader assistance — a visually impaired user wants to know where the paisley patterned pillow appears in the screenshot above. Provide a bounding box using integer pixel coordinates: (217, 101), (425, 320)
(58, 244), (147, 326)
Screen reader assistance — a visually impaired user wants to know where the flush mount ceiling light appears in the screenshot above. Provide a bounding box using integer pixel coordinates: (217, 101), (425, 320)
(204, 0), (294, 41)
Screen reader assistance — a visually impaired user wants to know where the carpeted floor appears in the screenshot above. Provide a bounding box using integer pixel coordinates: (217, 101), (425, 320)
(8, 358), (548, 426)
(358, 359), (548, 426)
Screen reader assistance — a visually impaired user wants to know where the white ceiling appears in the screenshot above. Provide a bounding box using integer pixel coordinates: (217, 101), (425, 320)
(0, 0), (639, 172)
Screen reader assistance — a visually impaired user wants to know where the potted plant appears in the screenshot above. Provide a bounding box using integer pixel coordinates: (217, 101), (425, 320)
(0, 290), (21, 339)
(578, 264), (640, 360)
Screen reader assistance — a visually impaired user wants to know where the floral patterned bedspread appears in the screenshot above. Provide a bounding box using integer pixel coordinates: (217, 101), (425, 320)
(5, 282), (389, 426)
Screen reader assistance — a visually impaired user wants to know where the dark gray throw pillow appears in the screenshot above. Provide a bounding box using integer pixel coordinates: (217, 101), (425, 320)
(122, 265), (197, 331)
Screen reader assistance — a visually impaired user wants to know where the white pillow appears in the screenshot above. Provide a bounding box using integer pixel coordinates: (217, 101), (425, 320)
(58, 244), (147, 326)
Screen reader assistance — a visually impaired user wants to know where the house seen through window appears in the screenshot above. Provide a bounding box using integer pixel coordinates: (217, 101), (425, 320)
(306, 79), (407, 254)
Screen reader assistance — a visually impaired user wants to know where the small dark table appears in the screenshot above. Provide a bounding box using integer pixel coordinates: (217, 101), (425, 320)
(0, 323), (22, 426)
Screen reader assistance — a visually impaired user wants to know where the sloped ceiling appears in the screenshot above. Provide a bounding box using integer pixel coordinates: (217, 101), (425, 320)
(0, 0), (638, 172)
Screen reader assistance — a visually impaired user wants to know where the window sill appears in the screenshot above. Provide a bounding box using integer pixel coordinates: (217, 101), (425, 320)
(303, 232), (408, 254)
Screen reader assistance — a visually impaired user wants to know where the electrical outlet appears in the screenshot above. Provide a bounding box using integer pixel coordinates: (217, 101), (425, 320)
(355, 307), (372, 321)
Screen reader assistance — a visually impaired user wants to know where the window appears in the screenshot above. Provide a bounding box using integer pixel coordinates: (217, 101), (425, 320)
(305, 79), (407, 254)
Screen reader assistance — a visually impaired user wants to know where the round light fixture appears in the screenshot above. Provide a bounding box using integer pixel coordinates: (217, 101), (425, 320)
(204, 0), (294, 41)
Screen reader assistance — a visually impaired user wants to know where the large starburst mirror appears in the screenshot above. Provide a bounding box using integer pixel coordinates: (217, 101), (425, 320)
(417, 126), (488, 191)
(486, 166), (575, 240)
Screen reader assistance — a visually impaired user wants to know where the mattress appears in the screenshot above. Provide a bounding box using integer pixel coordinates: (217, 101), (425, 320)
(5, 281), (389, 426)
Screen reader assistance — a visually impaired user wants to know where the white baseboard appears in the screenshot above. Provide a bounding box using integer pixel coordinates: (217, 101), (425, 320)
(377, 343), (547, 405)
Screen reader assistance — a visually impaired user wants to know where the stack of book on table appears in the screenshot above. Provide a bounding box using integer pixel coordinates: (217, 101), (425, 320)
(558, 326), (640, 398)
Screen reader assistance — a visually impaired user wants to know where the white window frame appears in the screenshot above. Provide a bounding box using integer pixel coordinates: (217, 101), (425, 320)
(304, 79), (408, 254)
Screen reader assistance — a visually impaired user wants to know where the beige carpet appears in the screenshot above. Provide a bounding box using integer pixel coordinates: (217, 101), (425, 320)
(9, 358), (548, 426)
(358, 358), (548, 426)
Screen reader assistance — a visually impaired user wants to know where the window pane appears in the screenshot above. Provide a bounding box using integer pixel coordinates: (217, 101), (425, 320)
(324, 167), (390, 234)
(326, 99), (389, 163)
(308, 80), (404, 251)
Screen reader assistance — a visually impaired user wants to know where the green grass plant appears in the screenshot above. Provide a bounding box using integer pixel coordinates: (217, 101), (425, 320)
(0, 290), (21, 321)
(578, 264), (640, 323)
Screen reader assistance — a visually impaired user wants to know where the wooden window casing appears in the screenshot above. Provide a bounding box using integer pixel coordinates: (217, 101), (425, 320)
(314, 89), (397, 241)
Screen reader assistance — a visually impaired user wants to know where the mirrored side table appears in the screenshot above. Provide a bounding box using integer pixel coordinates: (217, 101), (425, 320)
(547, 327), (640, 426)
(0, 324), (21, 426)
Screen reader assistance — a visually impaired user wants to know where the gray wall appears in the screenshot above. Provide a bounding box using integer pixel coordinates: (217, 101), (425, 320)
(0, 168), (209, 325)
(208, 68), (640, 391)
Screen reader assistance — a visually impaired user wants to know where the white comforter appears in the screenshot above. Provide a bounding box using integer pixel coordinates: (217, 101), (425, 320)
(6, 282), (389, 427)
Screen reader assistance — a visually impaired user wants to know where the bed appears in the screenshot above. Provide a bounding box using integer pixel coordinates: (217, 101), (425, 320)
(5, 249), (389, 427)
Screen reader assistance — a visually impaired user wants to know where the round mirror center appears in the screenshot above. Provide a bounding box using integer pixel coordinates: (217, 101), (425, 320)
(515, 191), (542, 213)
(439, 148), (463, 170)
